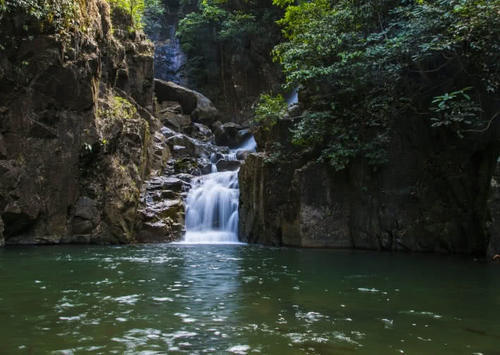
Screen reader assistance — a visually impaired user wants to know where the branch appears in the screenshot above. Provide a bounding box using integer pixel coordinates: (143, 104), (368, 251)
(409, 59), (453, 74)
(462, 111), (500, 134)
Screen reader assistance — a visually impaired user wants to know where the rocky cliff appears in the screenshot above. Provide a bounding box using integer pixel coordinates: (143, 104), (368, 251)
(0, 0), (249, 247)
(0, 1), (176, 246)
(239, 109), (500, 256)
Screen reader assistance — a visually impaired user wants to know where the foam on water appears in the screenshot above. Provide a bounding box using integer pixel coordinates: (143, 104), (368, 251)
(179, 138), (256, 244)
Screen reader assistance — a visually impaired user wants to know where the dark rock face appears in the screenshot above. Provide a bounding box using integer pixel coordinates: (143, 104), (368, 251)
(0, 1), (164, 245)
(239, 115), (499, 255)
(487, 163), (500, 260)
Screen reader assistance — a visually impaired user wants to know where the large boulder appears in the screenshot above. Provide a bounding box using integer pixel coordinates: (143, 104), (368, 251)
(154, 79), (219, 125)
(213, 121), (252, 148)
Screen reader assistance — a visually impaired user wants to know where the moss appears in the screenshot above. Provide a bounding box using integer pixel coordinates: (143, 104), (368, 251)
(98, 95), (137, 122)
(174, 158), (198, 173)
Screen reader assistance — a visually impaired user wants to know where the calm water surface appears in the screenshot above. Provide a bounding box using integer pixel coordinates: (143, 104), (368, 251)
(0, 244), (499, 354)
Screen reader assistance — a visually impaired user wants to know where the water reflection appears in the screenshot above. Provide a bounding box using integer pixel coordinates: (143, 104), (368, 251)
(0, 245), (499, 354)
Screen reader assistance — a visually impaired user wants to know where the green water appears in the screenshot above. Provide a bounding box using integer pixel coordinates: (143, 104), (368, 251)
(0, 244), (498, 354)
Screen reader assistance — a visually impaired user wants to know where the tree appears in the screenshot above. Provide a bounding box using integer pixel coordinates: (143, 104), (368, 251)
(262, 0), (500, 170)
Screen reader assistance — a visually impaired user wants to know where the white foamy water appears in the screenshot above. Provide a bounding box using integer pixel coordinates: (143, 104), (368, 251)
(179, 137), (256, 244)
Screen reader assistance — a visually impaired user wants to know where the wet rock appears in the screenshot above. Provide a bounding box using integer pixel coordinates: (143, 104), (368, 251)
(172, 157), (202, 175)
(183, 123), (215, 143)
(161, 126), (177, 139)
(172, 173), (195, 184)
(213, 122), (251, 148)
(236, 150), (251, 160)
(136, 175), (186, 243)
(216, 160), (241, 172)
(146, 176), (187, 192)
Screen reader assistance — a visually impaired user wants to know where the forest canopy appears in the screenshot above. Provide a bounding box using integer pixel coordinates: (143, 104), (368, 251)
(260, 0), (500, 170)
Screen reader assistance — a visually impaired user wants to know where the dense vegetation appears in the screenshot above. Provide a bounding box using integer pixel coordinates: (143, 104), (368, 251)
(176, 0), (283, 114)
(256, 0), (500, 170)
(0, 0), (163, 35)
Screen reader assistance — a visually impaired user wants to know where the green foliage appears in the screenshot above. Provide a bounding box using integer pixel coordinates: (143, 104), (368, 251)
(268, 0), (500, 170)
(107, 0), (163, 32)
(0, 0), (161, 36)
(177, 0), (259, 58)
(176, 0), (282, 107)
(108, 0), (144, 30)
(430, 88), (483, 137)
(143, 0), (164, 36)
(263, 142), (284, 164)
(0, 0), (85, 35)
(254, 94), (287, 131)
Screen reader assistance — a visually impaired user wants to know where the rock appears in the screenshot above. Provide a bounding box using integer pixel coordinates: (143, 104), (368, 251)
(154, 79), (219, 125)
(216, 160), (241, 172)
(158, 106), (191, 131)
(213, 122), (251, 148)
(71, 197), (99, 236)
(135, 175), (186, 243)
(161, 126), (177, 139)
(239, 114), (498, 255)
(0, 1), (165, 245)
(72, 218), (95, 235)
(136, 221), (174, 243)
(146, 176), (187, 192)
(73, 197), (99, 221)
(0, 133), (7, 158)
(172, 173), (195, 184)
(236, 150), (251, 160)
(148, 131), (171, 175)
(487, 162), (500, 260)
(183, 123), (215, 143)
(172, 157), (202, 175)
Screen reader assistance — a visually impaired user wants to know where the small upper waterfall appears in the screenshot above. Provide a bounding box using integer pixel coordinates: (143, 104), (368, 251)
(181, 138), (257, 244)
(286, 87), (299, 106)
(154, 13), (187, 85)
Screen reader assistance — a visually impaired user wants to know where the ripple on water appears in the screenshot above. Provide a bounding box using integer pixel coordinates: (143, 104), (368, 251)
(113, 294), (141, 305)
(227, 344), (251, 354)
(400, 310), (443, 319)
(152, 297), (174, 302)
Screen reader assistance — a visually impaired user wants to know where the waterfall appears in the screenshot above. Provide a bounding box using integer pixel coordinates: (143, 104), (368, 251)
(180, 138), (257, 244)
(154, 16), (187, 85)
(286, 87), (299, 106)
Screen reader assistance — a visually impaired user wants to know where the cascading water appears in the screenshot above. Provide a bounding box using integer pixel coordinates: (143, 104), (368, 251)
(181, 137), (256, 244)
(286, 87), (299, 106)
